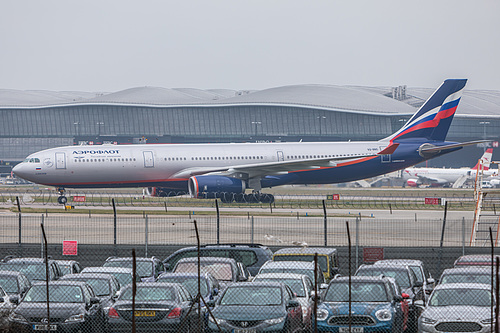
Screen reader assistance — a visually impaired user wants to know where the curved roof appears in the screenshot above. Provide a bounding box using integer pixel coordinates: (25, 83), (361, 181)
(1, 84), (500, 117)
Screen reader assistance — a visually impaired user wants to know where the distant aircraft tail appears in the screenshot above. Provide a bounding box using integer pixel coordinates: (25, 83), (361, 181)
(472, 148), (493, 170)
(384, 79), (467, 142)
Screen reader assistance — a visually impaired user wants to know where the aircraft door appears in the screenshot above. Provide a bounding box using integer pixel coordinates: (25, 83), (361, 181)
(55, 152), (66, 169)
(379, 146), (391, 163)
(276, 151), (284, 161)
(143, 151), (154, 168)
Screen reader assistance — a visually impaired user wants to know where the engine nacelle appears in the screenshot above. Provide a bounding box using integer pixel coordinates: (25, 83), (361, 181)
(406, 179), (419, 187)
(144, 187), (186, 197)
(188, 175), (246, 199)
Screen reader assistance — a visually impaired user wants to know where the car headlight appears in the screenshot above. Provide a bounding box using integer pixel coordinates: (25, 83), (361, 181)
(421, 316), (437, 325)
(316, 308), (329, 321)
(65, 314), (85, 323)
(9, 312), (28, 323)
(375, 309), (392, 321)
(208, 316), (226, 325)
(264, 317), (285, 325)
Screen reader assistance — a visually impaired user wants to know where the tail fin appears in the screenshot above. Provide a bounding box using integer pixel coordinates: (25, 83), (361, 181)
(472, 148), (493, 170)
(384, 79), (467, 142)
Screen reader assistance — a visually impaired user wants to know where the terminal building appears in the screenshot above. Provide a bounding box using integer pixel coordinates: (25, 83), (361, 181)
(1, 83), (500, 176)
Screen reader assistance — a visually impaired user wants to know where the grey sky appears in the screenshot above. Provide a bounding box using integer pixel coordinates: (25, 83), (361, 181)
(1, 0), (498, 92)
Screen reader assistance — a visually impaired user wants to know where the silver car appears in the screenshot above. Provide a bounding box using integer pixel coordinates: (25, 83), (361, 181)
(416, 283), (493, 333)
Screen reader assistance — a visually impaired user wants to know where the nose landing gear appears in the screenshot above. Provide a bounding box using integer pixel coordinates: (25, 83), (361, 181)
(57, 187), (68, 205)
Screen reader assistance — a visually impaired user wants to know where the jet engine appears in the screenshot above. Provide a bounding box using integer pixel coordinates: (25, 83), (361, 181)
(188, 175), (246, 199)
(406, 179), (419, 187)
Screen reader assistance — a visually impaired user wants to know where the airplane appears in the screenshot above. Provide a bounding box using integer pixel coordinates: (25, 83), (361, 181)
(13, 79), (487, 205)
(403, 148), (496, 188)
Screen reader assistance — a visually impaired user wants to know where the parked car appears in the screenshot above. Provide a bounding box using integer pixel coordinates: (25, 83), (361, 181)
(355, 263), (423, 332)
(157, 272), (220, 301)
(454, 254), (500, 267)
(81, 267), (139, 290)
(54, 260), (82, 276)
(257, 260), (327, 288)
(9, 280), (103, 333)
(0, 270), (31, 299)
(173, 257), (245, 288)
(272, 247), (339, 282)
(438, 266), (494, 285)
(416, 283), (493, 333)
(206, 281), (303, 332)
(316, 275), (407, 333)
(253, 273), (314, 332)
(164, 243), (273, 276)
(373, 259), (435, 298)
(107, 282), (200, 333)
(0, 285), (15, 333)
(102, 256), (165, 281)
(0, 257), (62, 283)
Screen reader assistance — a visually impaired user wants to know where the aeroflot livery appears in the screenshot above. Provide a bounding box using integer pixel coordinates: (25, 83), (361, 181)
(13, 79), (484, 204)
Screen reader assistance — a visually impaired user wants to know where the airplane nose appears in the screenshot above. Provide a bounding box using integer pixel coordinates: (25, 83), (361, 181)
(12, 163), (28, 179)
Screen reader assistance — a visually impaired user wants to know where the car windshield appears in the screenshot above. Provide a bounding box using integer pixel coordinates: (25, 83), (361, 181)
(64, 278), (110, 296)
(103, 261), (153, 278)
(440, 274), (491, 285)
(254, 277), (306, 297)
(157, 276), (209, 297)
(324, 282), (390, 302)
(120, 286), (175, 301)
(174, 262), (233, 281)
(273, 255), (327, 272)
(0, 263), (49, 282)
(260, 268), (315, 282)
(429, 288), (491, 307)
(357, 269), (410, 288)
(24, 284), (84, 303)
(0, 276), (18, 294)
(220, 286), (282, 306)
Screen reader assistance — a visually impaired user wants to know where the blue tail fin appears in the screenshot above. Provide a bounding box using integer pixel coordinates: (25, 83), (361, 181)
(384, 79), (467, 142)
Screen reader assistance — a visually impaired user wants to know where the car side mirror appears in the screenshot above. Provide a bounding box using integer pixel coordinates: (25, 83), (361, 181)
(287, 300), (300, 308)
(393, 295), (403, 302)
(10, 295), (19, 305)
(90, 297), (100, 305)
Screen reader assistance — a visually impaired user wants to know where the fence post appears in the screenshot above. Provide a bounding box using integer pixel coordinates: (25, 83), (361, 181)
(145, 215), (148, 257)
(215, 199), (220, 245)
(462, 217), (465, 256)
(251, 216), (254, 244)
(323, 200), (327, 247)
(112, 198), (117, 256)
(355, 216), (359, 270)
(17, 196), (21, 249)
(41, 215), (44, 258)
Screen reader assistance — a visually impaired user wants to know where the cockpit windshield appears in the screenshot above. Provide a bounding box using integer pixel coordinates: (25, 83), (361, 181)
(23, 158), (41, 163)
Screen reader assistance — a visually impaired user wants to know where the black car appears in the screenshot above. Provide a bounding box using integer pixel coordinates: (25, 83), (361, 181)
(9, 280), (102, 333)
(355, 263), (423, 333)
(164, 243), (273, 276)
(0, 270), (31, 299)
(0, 257), (62, 283)
(102, 256), (165, 282)
(206, 281), (303, 332)
(107, 282), (199, 333)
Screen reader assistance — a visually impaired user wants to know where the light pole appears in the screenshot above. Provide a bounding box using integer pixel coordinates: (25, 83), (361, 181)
(317, 116), (326, 138)
(479, 121), (490, 152)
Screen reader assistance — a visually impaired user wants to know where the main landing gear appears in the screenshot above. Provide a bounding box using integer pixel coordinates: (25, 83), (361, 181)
(57, 187), (68, 205)
(219, 192), (275, 204)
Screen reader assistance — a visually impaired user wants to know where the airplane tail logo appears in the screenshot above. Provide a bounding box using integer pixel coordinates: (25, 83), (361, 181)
(472, 148), (493, 171)
(384, 79), (467, 142)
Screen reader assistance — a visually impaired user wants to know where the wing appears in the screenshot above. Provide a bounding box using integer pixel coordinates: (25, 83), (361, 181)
(171, 153), (377, 179)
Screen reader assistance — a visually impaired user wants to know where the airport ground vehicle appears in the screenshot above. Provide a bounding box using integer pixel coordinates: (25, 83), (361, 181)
(253, 273), (314, 332)
(9, 280), (103, 333)
(355, 263), (423, 333)
(173, 257), (246, 289)
(107, 282), (199, 333)
(206, 281), (303, 332)
(258, 260), (327, 288)
(163, 243), (273, 276)
(316, 275), (407, 333)
(0, 257), (62, 283)
(0, 270), (31, 299)
(272, 247), (339, 282)
(81, 266), (139, 290)
(54, 260), (82, 276)
(416, 283), (493, 333)
(102, 256), (165, 281)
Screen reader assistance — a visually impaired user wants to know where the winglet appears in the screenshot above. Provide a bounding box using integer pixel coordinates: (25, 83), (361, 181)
(378, 143), (400, 155)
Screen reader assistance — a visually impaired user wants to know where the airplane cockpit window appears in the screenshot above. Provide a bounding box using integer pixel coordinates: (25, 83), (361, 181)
(23, 158), (41, 163)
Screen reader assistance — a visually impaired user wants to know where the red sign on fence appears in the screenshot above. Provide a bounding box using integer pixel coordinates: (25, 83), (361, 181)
(63, 240), (78, 256)
(72, 196), (86, 202)
(425, 197), (441, 205)
(327, 194), (340, 200)
(363, 247), (384, 263)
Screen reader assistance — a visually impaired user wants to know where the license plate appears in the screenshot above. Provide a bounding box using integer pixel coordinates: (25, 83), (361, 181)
(339, 327), (364, 333)
(134, 310), (155, 317)
(33, 324), (57, 331)
(233, 329), (256, 333)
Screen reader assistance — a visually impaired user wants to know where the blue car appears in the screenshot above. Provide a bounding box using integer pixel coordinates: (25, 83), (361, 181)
(316, 276), (406, 333)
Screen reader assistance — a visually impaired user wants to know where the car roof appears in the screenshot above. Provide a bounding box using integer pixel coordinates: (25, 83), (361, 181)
(331, 275), (390, 283)
(105, 256), (158, 262)
(228, 281), (285, 288)
(81, 266), (133, 273)
(261, 261), (315, 268)
(60, 273), (115, 280)
(357, 264), (409, 272)
(373, 259), (423, 266)
(0, 270), (25, 277)
(254, 273), (309, 280)
(32, 280), (88, 287)
(442, 266), (492, 274)
(176, 257), (237, 264)
(54, 260), (79, 264)
(0, 257), (52, 264)
(273, 247), (337, 255)
(433, 282), (492, 291)
(158, 272), (213, 280)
